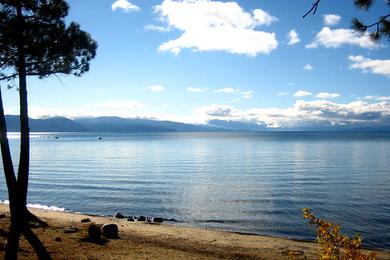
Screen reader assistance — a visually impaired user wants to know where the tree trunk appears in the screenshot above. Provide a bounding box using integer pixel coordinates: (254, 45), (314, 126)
(5, 218), (22, 260)
(15, 1), (30, 211)
(0, 87), (21, 260)
(0, 87), (17, 205)
(4, 2), (30, 258)
(3, 1), (52, 259)
(5, 220), (51, 260)
(1, 87), (50, 259)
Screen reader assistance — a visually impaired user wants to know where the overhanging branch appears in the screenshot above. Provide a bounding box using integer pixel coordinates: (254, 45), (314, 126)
(303, 0), (321, 18)
(0, 73), (18, 81)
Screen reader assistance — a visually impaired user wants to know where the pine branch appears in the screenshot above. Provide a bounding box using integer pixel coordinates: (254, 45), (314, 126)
(0, 73), (18, 81)
(352, 14), (390, 41)
(365, 13), (390, 28)
(354, 0), (375, 10)
(303, 0), (321, 18)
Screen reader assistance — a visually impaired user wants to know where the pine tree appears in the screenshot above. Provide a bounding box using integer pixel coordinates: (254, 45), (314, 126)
(304, 0), (390, 42)
(351, 0), (390, 41)
(0, 1), (97, 259)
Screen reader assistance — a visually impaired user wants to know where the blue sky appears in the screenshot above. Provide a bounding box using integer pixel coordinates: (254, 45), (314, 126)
(3, 0), (390, 128)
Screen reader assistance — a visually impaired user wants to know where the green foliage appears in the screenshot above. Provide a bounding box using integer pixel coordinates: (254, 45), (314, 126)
(302, 208), (376, 260)
(354, 0), (390, 9)
(304, 0), (390, 42)
(0, 1), (97, 257)
(0, 0), (97, 81)
(351, 0), (390, 42)
(354, 0), (375, 10)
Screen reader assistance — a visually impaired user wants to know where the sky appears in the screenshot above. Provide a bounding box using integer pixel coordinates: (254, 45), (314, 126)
(2, 0), (390, 128)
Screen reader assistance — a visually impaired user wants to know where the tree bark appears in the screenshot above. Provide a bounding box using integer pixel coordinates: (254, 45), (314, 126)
(4, 2), (30, 258)
(0, 87), (21, 260)
(15, 0), (30, 210)
(5, 221), (22, 260)
(3, 1), (52, 259)
(1, 88), (49, 259)
(5, 220), (51, 260)
(0, 87), (17, 205)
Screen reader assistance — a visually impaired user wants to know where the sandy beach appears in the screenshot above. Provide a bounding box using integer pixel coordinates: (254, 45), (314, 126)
(0, 204), (389, 259)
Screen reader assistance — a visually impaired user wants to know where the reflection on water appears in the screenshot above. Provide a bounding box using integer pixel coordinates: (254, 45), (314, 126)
(0, 132), (389, 248)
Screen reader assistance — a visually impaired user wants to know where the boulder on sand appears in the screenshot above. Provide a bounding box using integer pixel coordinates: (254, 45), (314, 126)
(88, 224), (102, 242)
(81, 218), (91, 223)
(146, 216), (163, 224)
(101, 223), (119, 239)
(153, 217), (163, 223)
(114, 212), (125, 219)
(127, 216), (135, 222)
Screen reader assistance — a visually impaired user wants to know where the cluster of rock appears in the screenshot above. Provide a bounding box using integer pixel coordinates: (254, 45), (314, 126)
(114, 212), (163, 224)
(60, 212), (164, 243)
(80, 212), (164, 243)
(86, 222), (119, 242)
(62, 217), (119, 243)
(93, 223), (118, 237)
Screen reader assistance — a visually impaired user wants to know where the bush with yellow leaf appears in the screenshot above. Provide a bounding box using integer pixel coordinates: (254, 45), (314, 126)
(302, 208), (376, 260)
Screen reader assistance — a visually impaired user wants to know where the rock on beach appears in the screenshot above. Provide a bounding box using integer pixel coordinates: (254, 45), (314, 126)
(101, 223), (119, 239)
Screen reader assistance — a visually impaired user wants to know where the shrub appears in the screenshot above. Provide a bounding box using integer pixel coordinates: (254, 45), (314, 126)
(301, 208), (376, 260)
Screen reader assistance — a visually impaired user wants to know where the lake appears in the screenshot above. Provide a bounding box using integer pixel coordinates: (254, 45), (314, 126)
(0, 132), (389, 249)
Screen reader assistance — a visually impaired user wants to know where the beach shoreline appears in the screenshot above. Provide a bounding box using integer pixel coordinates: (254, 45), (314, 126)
(0, 204), (389, 259)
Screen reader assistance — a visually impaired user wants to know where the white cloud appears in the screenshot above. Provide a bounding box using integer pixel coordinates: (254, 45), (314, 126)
(187, 86), (207, 93)
(211, 87), (253, 98)
(112, 0), (140, 12)
(349, 55), (390, 77)
(276, 91), (288, 96)
(294, 90), (312, 98)
(148, 85), (165, 92)
(306, 27), (377, 49)
(195, 100), (390, 128)
(363, 95), (375, 100)
(214, 87), (239, 93)
(323, 14), (341, 26)
(315, 92), (340, 99)
(16, 99), (390, 129)
(303, 64), (314, 71)
(144, 24), (170, 32)
(363, 95), (390, 101)
(287, 29), (300, 45)
(195, 104), (235, 117)
(241, 90), (254, 99)
(375, 96), (390, 101)
(252, 9), (277, 26)
(155, 0), (278, 56)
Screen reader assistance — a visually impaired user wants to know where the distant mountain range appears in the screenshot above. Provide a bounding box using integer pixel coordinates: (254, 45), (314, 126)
(4, 115), (217, 132)
(4, 115), (390, 132)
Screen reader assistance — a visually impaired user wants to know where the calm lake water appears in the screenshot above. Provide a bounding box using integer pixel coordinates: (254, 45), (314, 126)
(0, 132), (389, 248)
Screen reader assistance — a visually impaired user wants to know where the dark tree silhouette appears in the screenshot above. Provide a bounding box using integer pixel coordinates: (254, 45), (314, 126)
(304, 0), (390, 41)
(0, 0), (97, 259)
(352, 0), (390, 41)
